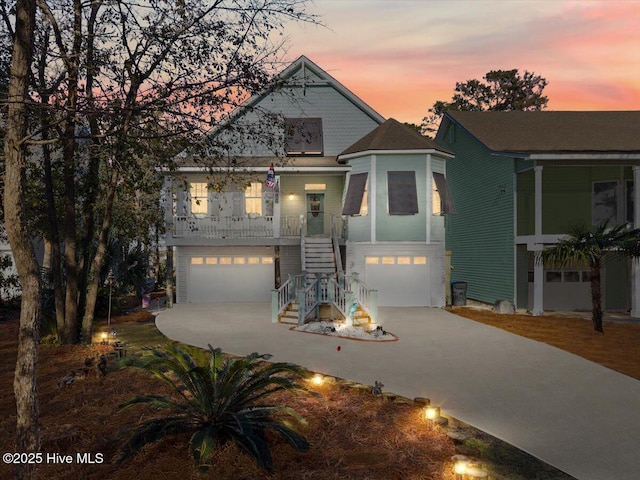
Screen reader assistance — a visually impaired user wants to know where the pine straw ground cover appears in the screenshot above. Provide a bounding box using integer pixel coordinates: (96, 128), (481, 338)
(0, 308), (457, 480)
(5, 299), (635, 479)
(448, 306), (640, 381)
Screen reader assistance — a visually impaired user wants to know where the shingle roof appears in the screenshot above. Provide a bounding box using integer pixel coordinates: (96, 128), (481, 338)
(445, 111), (640, 153)
(339, 118), (452, 161)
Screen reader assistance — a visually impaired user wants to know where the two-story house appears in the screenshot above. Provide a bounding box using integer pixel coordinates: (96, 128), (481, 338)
(435, 111), (640, 317)
(163, 56), (455, 316)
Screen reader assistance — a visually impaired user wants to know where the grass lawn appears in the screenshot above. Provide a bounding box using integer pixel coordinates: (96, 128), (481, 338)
(2, 299), (637, 479)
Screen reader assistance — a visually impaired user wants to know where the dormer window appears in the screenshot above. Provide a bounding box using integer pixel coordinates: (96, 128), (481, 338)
(285, 118), (323, 155)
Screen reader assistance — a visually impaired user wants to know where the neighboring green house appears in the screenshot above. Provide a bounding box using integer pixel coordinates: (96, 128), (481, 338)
(435, 111), (640, 316)
(337, 119), (454, 306)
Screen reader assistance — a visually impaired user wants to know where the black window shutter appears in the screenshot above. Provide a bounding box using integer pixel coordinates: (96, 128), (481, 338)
(388, 171), (418, 215)
(342, 173), (368, 215)
(432, 172), (457, 214)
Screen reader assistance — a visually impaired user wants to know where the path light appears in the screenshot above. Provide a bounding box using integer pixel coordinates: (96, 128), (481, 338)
(424, 405), (440, 429)
(101, 332), (108, 345)
(311, 374), (324, 386)
(454, 459), (468, 479)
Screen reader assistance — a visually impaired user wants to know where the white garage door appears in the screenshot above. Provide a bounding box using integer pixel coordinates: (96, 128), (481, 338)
(364, 255), (430, 306)
(188, 255), (274, 303)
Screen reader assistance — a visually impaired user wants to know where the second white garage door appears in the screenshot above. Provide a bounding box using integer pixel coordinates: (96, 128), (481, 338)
(188, 255), (274, 303)
(364, 255), (430, 306)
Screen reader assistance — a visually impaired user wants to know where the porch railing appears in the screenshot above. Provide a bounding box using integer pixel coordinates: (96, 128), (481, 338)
(172, 215), (346, 239)
(173, 215), (275, 239)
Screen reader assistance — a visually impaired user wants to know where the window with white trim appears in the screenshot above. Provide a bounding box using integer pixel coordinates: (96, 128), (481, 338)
(285, 118), (323, 155)
(245, 182), (262, 216)
(190, 183), (208, 215)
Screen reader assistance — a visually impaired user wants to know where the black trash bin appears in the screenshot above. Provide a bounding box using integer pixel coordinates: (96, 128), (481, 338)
(451, 281), (467, 306)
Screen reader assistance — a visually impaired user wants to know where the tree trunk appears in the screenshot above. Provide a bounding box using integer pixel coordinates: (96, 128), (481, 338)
(3, 0), (41, 478)
(166, 245), (174, 308)
(81, 170), (119, 343)
(590, 258), (604, 333)
(76, 1), (102, 325)
(39, 72), (66, 338)
(59, 0), (83, 344)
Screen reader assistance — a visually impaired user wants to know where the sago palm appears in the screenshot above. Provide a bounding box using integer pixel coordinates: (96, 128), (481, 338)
(118, 343), (310, 472)
(540, 222), (640, 333)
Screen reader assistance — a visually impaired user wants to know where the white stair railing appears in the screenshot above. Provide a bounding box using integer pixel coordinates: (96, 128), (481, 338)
(271, 274), (305, 323)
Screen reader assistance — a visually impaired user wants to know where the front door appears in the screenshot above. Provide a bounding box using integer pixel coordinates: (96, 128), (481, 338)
(306, 193), (324, 235)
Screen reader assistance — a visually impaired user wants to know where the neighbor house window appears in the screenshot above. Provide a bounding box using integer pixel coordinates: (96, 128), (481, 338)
(285, 118), (323, 155)
(342, 173), (368, 216)
(592, 181), (617, 225)
(388, 171), (418, 215)
(190, 183), (208, 215)
(626, 180), (634, 224)
(432, 172), (457, 215)
(245, 182), (262, 216)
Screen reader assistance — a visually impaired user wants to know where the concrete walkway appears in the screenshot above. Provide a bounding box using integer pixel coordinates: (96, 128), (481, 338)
(155, 304), (640, 480)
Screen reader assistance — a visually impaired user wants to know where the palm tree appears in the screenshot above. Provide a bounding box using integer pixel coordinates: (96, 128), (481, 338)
(118, 343), (310, 472)
(540, 222), (640, 333)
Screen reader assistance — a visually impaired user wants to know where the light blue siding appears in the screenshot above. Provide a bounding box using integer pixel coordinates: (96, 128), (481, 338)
(375, 155), (427, 242)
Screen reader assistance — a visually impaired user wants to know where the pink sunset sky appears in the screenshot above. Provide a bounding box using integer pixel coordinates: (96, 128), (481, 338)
(283, 0), (640, 125)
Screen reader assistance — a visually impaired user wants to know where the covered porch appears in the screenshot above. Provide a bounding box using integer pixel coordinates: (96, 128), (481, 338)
(515, 161), (640, 316)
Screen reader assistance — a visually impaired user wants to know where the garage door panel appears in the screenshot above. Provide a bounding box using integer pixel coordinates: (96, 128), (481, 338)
(364, 256), (430, 307)
(189, 256), (273, 303)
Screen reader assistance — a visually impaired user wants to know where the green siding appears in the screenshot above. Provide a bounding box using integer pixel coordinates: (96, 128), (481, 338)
(517, 166), (634, 235)
(444, 133), (515, 304)
(375, 155), (426, 242)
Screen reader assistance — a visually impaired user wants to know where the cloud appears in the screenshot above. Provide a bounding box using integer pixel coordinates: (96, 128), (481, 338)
(284, 0), (640, 123)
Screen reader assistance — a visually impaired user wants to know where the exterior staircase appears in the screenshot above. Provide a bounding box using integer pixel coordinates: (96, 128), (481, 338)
(303, 237), (337, 284)
(272, 226), (378, 326)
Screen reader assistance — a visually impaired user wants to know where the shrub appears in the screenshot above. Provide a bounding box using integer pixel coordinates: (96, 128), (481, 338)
(118, 344), (310, 472)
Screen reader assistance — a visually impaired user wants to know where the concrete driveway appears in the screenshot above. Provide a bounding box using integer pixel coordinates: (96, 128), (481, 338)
(155, 303), (640, 480)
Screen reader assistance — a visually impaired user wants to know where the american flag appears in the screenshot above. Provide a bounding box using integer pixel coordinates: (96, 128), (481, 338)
(265, 164), (276, 189)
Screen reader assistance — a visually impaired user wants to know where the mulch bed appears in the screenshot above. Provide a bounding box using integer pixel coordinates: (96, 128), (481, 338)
(0, 310), (459, 479)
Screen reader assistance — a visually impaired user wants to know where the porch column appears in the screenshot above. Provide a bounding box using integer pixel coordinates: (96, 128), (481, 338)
(532, 166), (544, 316)
(273, 175), (281, 238)
(631, 166), (640, 317)
(426, 154), (432, 243)
(371, 155), (377, 243)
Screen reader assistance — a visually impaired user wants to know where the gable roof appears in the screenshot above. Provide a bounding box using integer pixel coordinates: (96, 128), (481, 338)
(241, 55), (385, 125)
(338, 118), (453, 162)
(439, 111), (640, 154)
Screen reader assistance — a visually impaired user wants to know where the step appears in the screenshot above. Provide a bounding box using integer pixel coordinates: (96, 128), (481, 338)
(304, 237), (332, 244)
